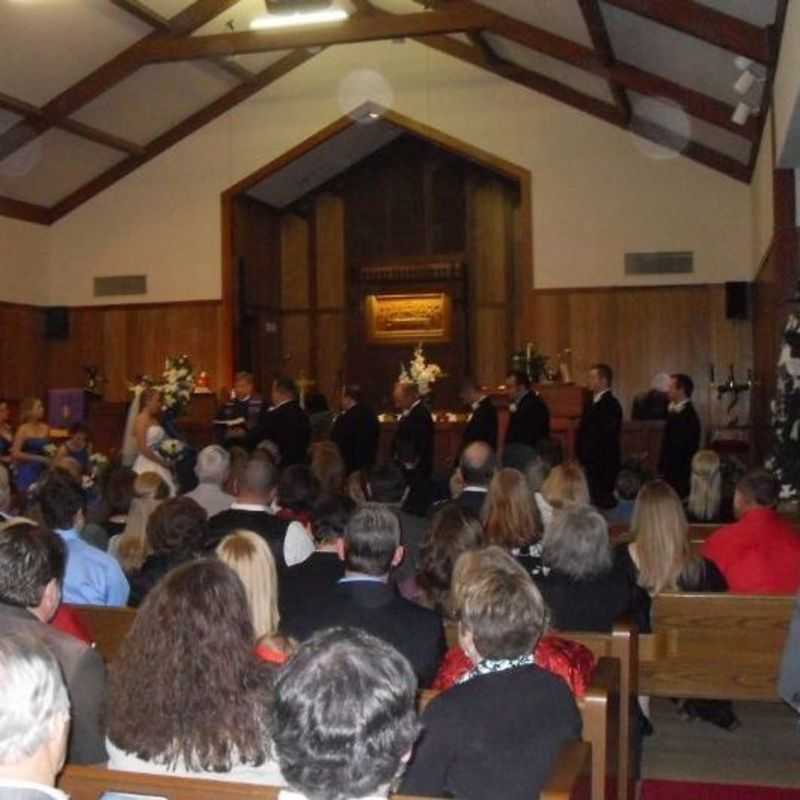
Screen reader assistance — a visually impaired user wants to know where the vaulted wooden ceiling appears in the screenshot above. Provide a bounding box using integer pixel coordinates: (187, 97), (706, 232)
(0, 0), (789, 226)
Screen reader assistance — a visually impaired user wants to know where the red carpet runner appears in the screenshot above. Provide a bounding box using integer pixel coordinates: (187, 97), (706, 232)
(641, 780), (800, 800)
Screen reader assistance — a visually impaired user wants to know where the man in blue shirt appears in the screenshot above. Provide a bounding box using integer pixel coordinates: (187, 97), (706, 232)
(39, 472), (129, 606)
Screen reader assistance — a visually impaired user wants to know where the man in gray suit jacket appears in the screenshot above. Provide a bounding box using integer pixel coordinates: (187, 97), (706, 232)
(779, 591), (800, 712)
(0, 522), (107, 764)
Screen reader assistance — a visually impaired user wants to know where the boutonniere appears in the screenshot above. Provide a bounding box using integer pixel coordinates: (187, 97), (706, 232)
(509, 403), (518, 414)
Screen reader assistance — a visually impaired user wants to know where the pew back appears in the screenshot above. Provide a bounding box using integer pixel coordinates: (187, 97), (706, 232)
(58, 743), (591, 800)
(70, 604), (136, 663)
(638, 592), (795, 701)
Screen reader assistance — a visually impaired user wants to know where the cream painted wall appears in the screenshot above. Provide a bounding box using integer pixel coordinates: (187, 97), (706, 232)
(774, 0), (800, 167)
(45, 41), (753, 304)
(0, 216), (49, 304)
(750, 110), (775, 275)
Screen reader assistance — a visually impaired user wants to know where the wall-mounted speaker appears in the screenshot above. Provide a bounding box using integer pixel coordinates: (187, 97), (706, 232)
(44, 307), (70, 340)
(725, 282), (750, 321)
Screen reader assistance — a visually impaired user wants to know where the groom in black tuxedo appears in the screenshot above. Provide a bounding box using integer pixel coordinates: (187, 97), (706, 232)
(392, 381), (434, 478)
(576, 363), (623, 509)
(249, 376), (311, 467)
(504, 370), (550, 451)
(458, 376), (498, 454)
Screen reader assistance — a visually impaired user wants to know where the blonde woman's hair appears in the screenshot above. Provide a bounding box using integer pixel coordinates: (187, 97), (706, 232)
(216, 530), (280, 642)
(116, 472), (169, 573)
(482, 468), (540, 549)
(541, 461), (590, 509)
(630, 479), (700, 595)
(687, 449), (721, 522)
(18, 397), (42, 425)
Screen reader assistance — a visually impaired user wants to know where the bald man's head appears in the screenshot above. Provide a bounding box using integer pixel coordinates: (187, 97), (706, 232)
(460, 442), (496, 487)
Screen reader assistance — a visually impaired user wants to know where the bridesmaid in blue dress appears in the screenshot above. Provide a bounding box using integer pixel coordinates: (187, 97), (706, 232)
(56, 421), (91, 475)
(0, 399), (13, 468)
(12, 397), (52, 494)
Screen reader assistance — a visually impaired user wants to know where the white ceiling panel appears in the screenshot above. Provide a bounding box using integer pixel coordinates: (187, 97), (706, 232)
(479, 0), (593, 47)
(629, 92), (752, 164)
(72, 62), (239, 146)
(136, 0), (199, 17)
(0, 110), (23, 137)
(694, 0), (778, 27)
(368, 0), (422, 13)
(0, 0), (151, 107)
(484, 34), (617, 105)
(248, 119), (403, 207)
(602, 3), (767, 109)
(0, 129), (124, 206)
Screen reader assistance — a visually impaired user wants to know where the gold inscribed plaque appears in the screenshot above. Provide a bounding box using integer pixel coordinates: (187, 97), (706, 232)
(366, 293), (452, 344)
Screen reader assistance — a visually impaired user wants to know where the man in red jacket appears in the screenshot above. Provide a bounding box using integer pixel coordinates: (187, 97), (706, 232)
(702, 469), (800, 595)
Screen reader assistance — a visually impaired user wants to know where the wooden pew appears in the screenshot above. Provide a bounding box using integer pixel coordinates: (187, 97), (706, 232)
(638, 592), (796, 701)
(69, 604), (136, 663)
(420, 655), (618, 800)
(58, 741), (591, 800)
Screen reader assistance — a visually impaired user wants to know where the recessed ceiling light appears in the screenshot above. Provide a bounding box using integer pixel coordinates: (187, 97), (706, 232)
(250, 8), (349, 29)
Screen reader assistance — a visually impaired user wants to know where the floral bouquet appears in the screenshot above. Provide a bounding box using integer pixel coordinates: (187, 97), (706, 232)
(398, 343), (444, 397)
(84, 452), (110, 490)
(43, 443), (58, 458)
(157, 438), (186, 463)
(158, 354), (195, 417)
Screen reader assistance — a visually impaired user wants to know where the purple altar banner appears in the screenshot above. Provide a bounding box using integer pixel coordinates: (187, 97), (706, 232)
(48, 389), (86, 429)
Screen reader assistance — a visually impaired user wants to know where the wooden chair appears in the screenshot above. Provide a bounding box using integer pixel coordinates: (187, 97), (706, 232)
(58, 741), (591, 800)
(638, 592), (796, 701)
(419, 655), (617, 800)
(69, 604), (136, 663)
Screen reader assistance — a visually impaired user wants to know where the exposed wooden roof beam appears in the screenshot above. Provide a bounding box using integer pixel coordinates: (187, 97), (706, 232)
(49, 49), (321, 222)
(577, 0), (631, 123)
(0, 0), (243, 163)
(0, 196), (51, 225)
(602, 0), (773, 64)
(467, 31), (499, 66)
(416, 34), (748, 183)
(134, 5), (499, 62)
(0, 92), (143, 156)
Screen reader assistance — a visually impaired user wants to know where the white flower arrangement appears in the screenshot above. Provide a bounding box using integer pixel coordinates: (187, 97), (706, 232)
(398, 344), (443, 397)
(157, 354), (195, 417)
(43, 443), (57, 458)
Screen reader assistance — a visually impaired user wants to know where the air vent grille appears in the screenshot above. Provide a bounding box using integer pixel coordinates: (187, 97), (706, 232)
(625, 251), (694, 276)
(94, 275), (147, 297)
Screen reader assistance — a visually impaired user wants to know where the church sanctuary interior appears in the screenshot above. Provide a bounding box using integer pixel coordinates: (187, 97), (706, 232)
(2, 1), (800, 799)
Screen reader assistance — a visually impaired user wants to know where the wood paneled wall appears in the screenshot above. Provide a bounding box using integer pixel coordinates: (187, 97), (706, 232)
(523, 285), (754, 434)
(0, 303), (45, 400)
(44, 302), (226, 402)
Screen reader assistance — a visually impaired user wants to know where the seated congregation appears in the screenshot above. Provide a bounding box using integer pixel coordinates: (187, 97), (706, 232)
(1, 370), (800, 800)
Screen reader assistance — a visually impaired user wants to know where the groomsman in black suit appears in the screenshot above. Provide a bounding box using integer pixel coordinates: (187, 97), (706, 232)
(659, 373), (702, 499)
(393, 381), (435, 477)
(458, 376), (498, 454)
(330, 384), (380, 476)
(576, 363), (623, 509)
(504, 370), (550, 451)
(249, 376), (311, 467)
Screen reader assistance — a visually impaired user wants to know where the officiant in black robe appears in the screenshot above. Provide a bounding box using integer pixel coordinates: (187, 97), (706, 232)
(330, 384), (380, 475)
(215, 371), (263, 443)
(659, 373), (701, 499)
(504, 371), (550, 451)
(576, 364), (623, 509)
(249, 376), (311, 467)
(392, 381), (435, 478)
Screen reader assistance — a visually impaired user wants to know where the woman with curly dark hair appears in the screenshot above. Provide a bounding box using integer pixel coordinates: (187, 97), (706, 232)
(412, 502), (484, 616)
(127, 496), (208, 607)
(106, 559), (283, 784)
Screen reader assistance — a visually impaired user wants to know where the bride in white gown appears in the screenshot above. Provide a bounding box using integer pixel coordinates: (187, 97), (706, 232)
(122, 387), (176, 496)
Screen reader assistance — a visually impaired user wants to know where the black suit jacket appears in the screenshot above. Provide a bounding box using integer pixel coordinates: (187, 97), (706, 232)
(504, 391), (550, 450)
(394, 402), (435, 477)
(283, 579), (445, 687)
(279, 551), (344, 622)
(576, 392), (623, 507)
(250, 400), (310, 466)
(401, 664), (582, 800)
(0, 603), (107, 765)
(658, 402), (701, 499)
(329, 403), (380, 475)
(207, 507), (290, 570)
(460, 396), (498, 453)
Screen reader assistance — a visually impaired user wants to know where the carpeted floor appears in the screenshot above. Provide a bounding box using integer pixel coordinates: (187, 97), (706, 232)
(642, 698), (800, 789)
(641, 780), (800, 800)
